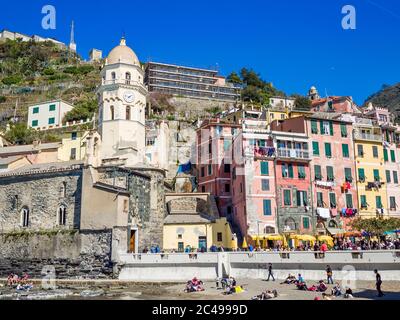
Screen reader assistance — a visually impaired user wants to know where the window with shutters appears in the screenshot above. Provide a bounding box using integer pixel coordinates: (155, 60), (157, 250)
(357, 145), (364, 158)
(311, 120), (318, 134)
(261, 179), (270, 191)
(327, 166), (334, 181)
(329, 193), (336, 208)
(312, 141), (320, 156)
(394, 171), (399, 184)
(391, 150), (396, 163)
(390, 197), (397, 210)
(303, 217), (310, 229)
(386, 170), (392, 183)
(296, 191), (308, 207)
(315, 165), (322, 181)
(261, 162), (269, 175)
(317, 192), (324, 207)
(383, 149), (389, 162)
(342, 144), (350, 158)
(325, 143), (332, 158)
(360, 195), (368, 209)
(372, 146), (379, 159)
(346, 194), (353, 209)
(358, 168), (365, 182)
(340, 124), (347, 137)
(345, 168), (353, 182)
(288, 164), (294, 178)
(298, 165), (306, 179)
(373, 169), (380, 182)
(376, 196), (383, 209)
(283, 190), (291, 206)
(263, 200), (272, 216)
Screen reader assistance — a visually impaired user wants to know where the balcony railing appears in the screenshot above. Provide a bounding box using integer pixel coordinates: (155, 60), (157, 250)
(277, 148), (310, 160)
(353, 131), (383, 142)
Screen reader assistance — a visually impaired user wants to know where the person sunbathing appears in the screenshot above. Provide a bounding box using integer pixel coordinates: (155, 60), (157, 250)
(317, 280), (328, 292)
(281, 274), (297, 284)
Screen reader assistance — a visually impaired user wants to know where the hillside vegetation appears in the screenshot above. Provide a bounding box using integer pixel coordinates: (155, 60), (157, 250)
(365, 83), (400, 121)
(0, 39), (101, 137)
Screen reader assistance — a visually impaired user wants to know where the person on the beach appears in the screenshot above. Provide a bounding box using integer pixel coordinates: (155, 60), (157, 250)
(374, 269), (384, 297)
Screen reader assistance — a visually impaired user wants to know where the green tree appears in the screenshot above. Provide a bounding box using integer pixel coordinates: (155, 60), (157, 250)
(293, 94), (312, 110)
(227, 72), (242, 84)
(351, 217), (400, 236)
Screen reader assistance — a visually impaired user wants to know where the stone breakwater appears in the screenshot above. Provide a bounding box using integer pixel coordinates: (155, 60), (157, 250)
(0, 230), (114, 279)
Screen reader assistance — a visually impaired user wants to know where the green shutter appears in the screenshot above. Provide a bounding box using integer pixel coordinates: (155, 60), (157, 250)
(312, 142), (320, 156)
(340, 124), (347, 137)
(303, 217), (310, 229)
(288, 164), (294, 178)
(360, 195), (367, 208)
(284, 190), (291, 206)
(346, 194), (353, 209)
(327, 166), (334, 181)
(376, 196), (382, 209)
(49, 104), (56, 111)
(329, 193), (336, 208)
(298, 165), (306, 179)
(33, 107), (39, 114)
(329, 121), (334, 136)
(374, 169), (380, 182)
(325, 143), (332, 157)
(386, 170), (392, 183)
(311, 120), (318, 134)
(394, 171), (399, 184)
(358, 168), (365, 182)
(342, 144), (349, 158)
(263, 200), (272, 216)
(391, 150), (396, 162)
(259, 140), (266, 147)
(345, 168), (352, 182)
(315, 165), (322, 180)
(317, 192), (324, 207)
(320, 121), (324, 134)
(261, 162), (269, 175)
(384, 149), (389, 162)
(373, 146), (379, 158)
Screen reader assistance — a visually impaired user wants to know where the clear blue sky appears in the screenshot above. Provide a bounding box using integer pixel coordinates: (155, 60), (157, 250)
(1, 0), (399, 104)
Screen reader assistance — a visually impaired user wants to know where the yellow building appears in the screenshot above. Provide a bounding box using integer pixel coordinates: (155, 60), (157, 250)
(354, 122), (388, 218)
(163, 215), (234, 252)
(266, 109), (288, 124)
(58, 131), (89, 161)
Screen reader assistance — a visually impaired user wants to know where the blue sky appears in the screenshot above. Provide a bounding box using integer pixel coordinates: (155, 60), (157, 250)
(1, 0), (399, 104)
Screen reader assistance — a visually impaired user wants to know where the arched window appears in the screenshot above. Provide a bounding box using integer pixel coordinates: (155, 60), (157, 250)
(126, 106), (131, 120)
(21, 207), (30, 228)
(264, 226), (276, 234)
(125, 72), (131, 85)
(284, 218), (296, 231)
(110, 106), (115, 120)
(58, 206), (67, 226)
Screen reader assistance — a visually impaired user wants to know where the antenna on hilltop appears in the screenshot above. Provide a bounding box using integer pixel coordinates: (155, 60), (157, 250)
(69, 20), (77, 53)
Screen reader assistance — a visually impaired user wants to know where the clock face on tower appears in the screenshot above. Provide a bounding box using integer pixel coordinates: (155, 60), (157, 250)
(123, 91), (135, 103)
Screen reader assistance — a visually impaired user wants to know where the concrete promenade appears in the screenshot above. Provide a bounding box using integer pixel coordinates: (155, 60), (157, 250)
(118, 250), (400, 282)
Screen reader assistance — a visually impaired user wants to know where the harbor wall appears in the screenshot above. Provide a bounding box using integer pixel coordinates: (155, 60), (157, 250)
(118, 251), (400, 282)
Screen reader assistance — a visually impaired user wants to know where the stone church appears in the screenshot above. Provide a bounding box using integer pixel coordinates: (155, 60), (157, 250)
(0, 38), (170, 278)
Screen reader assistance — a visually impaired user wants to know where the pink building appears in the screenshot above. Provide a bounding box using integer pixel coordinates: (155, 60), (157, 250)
(231, 120), (278, 239)
(196, 119), (241, 219)
(270, 118), (313, 235)
(305, 114), (358, 233)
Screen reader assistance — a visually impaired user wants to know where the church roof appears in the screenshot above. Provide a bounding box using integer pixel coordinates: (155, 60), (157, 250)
(106, 37), (140, 66)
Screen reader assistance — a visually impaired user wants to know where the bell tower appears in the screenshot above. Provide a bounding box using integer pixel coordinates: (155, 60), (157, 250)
(97, 37), (147, 166)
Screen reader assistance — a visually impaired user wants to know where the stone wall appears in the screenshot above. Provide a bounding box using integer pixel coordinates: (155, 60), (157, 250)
(0, 229), (114, 279)
(0, 169), (83, 232)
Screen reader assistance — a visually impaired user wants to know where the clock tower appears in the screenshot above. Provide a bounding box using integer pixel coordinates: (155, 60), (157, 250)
(97, 37), (147, 167)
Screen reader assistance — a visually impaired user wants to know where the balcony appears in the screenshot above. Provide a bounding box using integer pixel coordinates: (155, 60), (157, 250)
(353, 131), (382, 142)
(277, 148), (310, 161)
